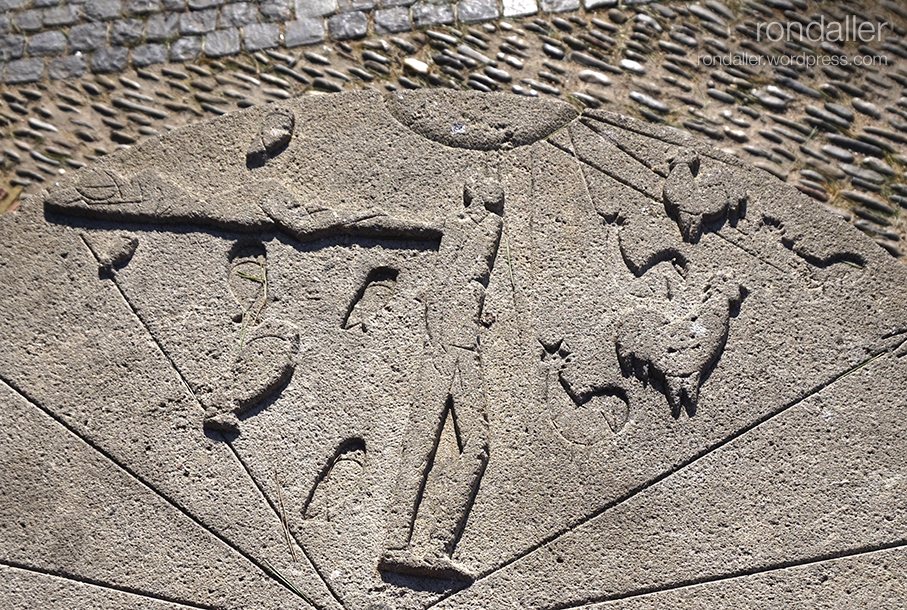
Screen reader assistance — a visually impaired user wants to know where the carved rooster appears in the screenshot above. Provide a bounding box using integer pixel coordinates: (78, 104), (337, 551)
(616, 271), (742, 417)
(663, 150), (747, 243)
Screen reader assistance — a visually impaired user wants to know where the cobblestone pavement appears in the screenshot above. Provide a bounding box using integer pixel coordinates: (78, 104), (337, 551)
(1, 0), (907, 259)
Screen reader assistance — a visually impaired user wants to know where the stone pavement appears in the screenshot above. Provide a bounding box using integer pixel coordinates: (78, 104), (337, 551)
(0, 0), (599, 79)
(1, 0), (907, 262)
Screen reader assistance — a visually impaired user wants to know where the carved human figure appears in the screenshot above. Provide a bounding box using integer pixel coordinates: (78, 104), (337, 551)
(379, 174), (504, 582)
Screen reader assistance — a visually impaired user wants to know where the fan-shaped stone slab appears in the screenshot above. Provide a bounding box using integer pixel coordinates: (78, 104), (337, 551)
(2, 91), (906, 610)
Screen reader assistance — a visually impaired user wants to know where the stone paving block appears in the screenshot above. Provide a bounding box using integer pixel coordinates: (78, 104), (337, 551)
(339, 0), (377, 12)
(204, 27), (240, 56)
(220, 2), (258, 27)
(33, 0), (63, 7)
(261, 0), (292, 22)
(91, 46), (130, 72)
(374, 7), (411, 33)
(243, 22), (280, 50)
(48, 54), (87, 79)
(0, 0), (29, 10)
(27, 30), (67, 56)
(539, 0), (579, 12)
(583, 0), (616, 8)
(179, 8), (218, 35)
(125, 0), (161, 14)
(131, 43), (168, 66)
(188, 0), (221, 8)
(3, 57), (44, 83)
(111, 18), (146, 46)
(0, 34), (25, 61)
(69, 22), (109, 52)
(12, 10), (44, 32)
(160, 0), (185, 9)
(295, 0), (337, 18)
(85, 0), (124, 21)
(43, 4), (80, 26)
(145, 12), (179, 40)
(457, 0), (499, 22)
(380, 0), (417, 6)
(169, 35), (201, 60)
(284, 17), (325, 47)
(0, 16), (9, 36)
(503, 0), (538, 16)
(328, 10), (368, 40)
(412, 2), (455, 26)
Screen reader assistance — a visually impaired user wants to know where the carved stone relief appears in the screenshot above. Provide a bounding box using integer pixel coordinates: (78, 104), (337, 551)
(2, 91), (906, 610)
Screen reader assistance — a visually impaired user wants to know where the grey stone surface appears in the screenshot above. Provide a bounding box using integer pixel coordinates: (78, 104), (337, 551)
(69, 22), (109, 51)
(110, 18), (146, 46)
(179, 8), (218, 35)
(132, 42), (168, 66)
(27, 30), (67, 56)
(91, 45), (129, 72)
(295, 0), (336, 18)
(205, 27), (240, 57)
(328, 10), (368, 40)
(169, 35), (201, 60)
(0, 34), (25, 61)
(540, 0), (580, 11)
(284, 17), (324, 47)
(48, 53), (87, 79)
(220, 2), (258, 28)
(124, 0), (161, 14)
(260, 0), (291, 22)
(374, 6), (410, 33)
(3, 91), (907, 609)
(3, 57), (44, 83)
(43, 4), (80, 26)
(145, 12), (179, 40)
(243, 22), (280, 50)
(0, 15), (9, 36)
(0, 0), (28, 10)
(85, 0), (124, 21)
(12, 9), (44, 32)
(457, 0), (499, 22)
(413, 2), (455, 26)
(187, 0), (220, 8)
(339, 0), (376, 11)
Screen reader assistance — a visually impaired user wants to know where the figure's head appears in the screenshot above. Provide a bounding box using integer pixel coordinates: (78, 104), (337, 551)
(463, 175), (505, 219)
(668, 149), (701, 176)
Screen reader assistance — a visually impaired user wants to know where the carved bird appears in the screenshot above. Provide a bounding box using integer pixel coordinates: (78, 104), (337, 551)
(662, 151), (747, 243)
(616, 271), (742, 417)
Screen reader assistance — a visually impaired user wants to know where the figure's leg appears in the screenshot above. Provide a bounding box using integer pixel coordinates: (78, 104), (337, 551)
(421, 346), (489, 559)
(381, 354), (451, 554)
(379, 347), (489, 581)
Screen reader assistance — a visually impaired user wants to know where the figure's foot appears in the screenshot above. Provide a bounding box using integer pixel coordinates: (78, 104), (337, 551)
(378, 549), (476, 582)
(203, 411), (239, 433)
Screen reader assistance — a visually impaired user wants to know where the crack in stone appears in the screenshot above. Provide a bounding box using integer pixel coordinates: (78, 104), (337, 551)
(0, 560), (216, 610)
(220, 437), (347, 610)
(551, 540), (907, 609)
(545, 139), (662, 205)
